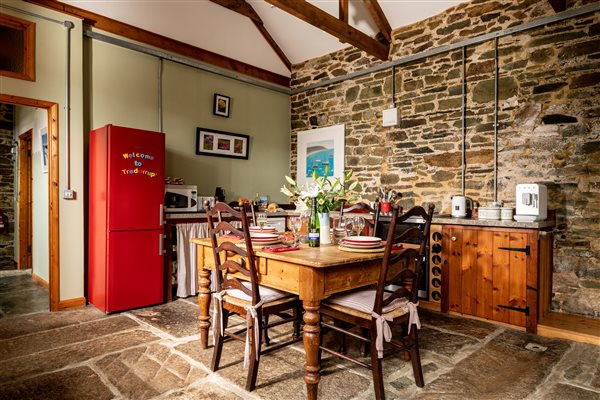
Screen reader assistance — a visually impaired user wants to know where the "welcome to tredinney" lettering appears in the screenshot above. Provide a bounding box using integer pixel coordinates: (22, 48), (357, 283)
(121, 152), (157, 177)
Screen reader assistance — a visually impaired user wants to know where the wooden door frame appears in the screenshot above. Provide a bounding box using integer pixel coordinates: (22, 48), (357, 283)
(1, 94), (60, 311)
(17, 129), (33, 271)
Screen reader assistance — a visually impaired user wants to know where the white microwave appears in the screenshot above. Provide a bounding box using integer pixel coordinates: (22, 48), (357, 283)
(165, 185), (197, 212)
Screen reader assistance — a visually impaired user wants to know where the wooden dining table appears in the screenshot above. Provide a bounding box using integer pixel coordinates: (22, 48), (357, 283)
(192, 237), (390, 399)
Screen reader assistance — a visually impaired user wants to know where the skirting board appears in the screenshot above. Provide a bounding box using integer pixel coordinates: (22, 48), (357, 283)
(538, 312), (600, 346)
(31, 272), (49, 289)
(57, 297), (86, 311)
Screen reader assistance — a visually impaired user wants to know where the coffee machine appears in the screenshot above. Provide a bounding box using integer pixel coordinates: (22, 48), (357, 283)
(514, 184), (547, 222)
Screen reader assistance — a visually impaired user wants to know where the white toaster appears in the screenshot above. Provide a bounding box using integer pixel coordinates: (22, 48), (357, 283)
(515, 184), (547, 222)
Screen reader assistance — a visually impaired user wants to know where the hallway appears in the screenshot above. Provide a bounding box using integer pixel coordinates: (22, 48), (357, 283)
(0, 281), (598, 400)
(0, 269), (48, 318)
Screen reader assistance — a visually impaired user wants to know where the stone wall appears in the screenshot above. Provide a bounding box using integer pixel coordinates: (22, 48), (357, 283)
(290, 0), (600, 318)
(0, 103), (15, 270)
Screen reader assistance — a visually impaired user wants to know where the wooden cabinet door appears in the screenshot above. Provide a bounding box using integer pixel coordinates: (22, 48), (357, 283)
(443, 226), (530, 328)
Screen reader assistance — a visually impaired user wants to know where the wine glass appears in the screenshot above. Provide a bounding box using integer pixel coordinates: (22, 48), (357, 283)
(257, 213), (267, 230)
(289, 216), (302, 246)
(352, 216), (365, 236)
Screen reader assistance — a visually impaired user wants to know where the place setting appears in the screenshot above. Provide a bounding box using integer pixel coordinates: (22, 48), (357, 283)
(337, 235), (385, 253)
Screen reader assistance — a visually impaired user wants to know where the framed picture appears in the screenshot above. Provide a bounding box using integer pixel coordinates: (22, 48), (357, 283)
(196, 127), (249, 159)
(296, 124), (345, 188)
(40, 127), (48, 174)
(213, 93), (230, 117)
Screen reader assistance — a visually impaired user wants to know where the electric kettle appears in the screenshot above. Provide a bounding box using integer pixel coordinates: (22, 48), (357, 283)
(451, 195), (472, 218)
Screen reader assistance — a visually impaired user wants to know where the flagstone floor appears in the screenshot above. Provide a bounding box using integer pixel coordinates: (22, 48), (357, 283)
(0, 272), (599, 400)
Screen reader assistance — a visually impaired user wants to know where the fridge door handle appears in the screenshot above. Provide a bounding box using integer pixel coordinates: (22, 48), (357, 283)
(159, 204), (164, 226)
(159, 234), (166, 256)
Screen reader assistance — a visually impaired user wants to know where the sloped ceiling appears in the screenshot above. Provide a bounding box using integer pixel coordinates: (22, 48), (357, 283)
(60, 0), (465, 77)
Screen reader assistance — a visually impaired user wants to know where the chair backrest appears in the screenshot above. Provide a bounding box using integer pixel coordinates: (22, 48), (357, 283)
(340, 202), (381, 237)
(374, 204), (435, 313)
(206, 202), (261, 305)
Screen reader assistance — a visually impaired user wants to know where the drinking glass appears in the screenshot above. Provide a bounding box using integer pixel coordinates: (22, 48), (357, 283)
(352, 216), (365, 236)
(332, 217), (347, 244)
(257, 213), (268, 229)
(289, 216), (302, 246)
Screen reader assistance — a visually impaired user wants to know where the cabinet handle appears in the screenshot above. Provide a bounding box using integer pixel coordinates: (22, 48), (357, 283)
(451, 236), (457, 241)
(159, 234), (166, 255)
(159, 204), (165, 226)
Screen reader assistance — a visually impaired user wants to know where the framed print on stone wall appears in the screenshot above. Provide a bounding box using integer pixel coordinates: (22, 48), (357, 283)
(296, 124), (345, 188)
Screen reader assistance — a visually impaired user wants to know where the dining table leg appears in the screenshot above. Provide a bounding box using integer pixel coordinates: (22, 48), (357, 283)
(303, 300), (321, 400)
(198, 267), (212, 349)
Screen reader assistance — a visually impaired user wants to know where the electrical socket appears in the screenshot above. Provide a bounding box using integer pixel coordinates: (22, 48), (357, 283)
(63, 189), (76, 200)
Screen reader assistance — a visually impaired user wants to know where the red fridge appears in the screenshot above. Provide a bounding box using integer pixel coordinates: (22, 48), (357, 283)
(89, 124), (165, 312)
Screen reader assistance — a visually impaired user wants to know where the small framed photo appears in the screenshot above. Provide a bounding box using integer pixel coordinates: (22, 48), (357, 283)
(196, 127), (249, 160)
(213, 93), (230, 118)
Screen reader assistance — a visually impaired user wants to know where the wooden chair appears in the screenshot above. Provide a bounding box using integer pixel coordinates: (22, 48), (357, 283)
(206, 202), (302, 392)
(340, 201), (381, 236)
(319, 204), (435, 399)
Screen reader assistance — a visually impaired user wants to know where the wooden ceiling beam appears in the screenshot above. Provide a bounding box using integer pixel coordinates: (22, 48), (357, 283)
(210, 0), (291, 70)
(547, 0), (566, 12)
(209, 0), (262, 23)
(265, 0), (390, 61)
(25, 0), (290, 87)
(339, 0), (349, 23)
(362, 0), (392, 43)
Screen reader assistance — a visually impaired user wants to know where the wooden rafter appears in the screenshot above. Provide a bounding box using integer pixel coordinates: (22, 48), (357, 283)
(210, 0), (291, 70)
(25, 0), (290, 87)
(547, 0), (566, 12)
(339, 0), (349, 23)
(265, 0), (390, 61)
(362, 0), (392, 43)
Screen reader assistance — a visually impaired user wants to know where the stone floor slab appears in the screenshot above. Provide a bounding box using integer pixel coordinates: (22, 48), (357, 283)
(560, 342), (600, 390)
(130, 299), (200, 338)
(540, 383), (600, 400)
(0, 274), (48, 316)
(0, 306), (106, 339)
(418, 326), (482, 359)
(414, 330), (571, 399)
(95, 342), (207, 399)
(0, 329), (160, 382)
(0, 366), (114, 400)
(419, 309), (499, 340)
(163, 381), (244, 400)
(0, 315), (140, 360)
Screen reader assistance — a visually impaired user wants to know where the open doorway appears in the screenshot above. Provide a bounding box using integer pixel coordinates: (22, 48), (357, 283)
(0, 94), (60, 312)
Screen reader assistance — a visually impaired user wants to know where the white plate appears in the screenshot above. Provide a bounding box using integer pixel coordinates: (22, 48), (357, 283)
(250, 225), (276, 232)
(249, 232), (278, 239)
(343, 236), (381, 244)
(341, 242), (384, 249)
(338, 245), (385, 253)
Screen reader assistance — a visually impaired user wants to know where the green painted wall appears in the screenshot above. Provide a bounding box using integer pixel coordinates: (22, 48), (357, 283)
(88, 42), (291, 204)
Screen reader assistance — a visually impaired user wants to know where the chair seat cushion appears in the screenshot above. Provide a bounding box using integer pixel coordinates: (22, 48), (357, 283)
(224, 281), (296, 306)
(324, 289), (410, 320)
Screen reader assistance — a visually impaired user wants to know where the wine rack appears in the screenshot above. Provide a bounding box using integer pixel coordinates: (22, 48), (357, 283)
(429, 224), (443, 303)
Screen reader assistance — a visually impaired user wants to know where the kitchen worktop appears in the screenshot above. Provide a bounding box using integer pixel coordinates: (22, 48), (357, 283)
(166, 211), (555, 229)
(165, 210), (299, 220)
(429, 215), (555, 229)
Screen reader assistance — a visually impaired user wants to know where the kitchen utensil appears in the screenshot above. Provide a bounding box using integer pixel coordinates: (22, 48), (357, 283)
(478, 207), (501, 220)
(500, 207), (513, 220)
(515, 184), (547, 221)
(451, 195), (472, 218)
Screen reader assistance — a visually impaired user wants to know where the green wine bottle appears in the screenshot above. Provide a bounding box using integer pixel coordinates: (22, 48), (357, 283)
(308, 197), (320, 247)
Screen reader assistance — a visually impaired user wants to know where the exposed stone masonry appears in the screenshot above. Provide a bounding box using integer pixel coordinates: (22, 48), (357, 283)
(0, 103), (15, 270)
(290, 0), (600, 318)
